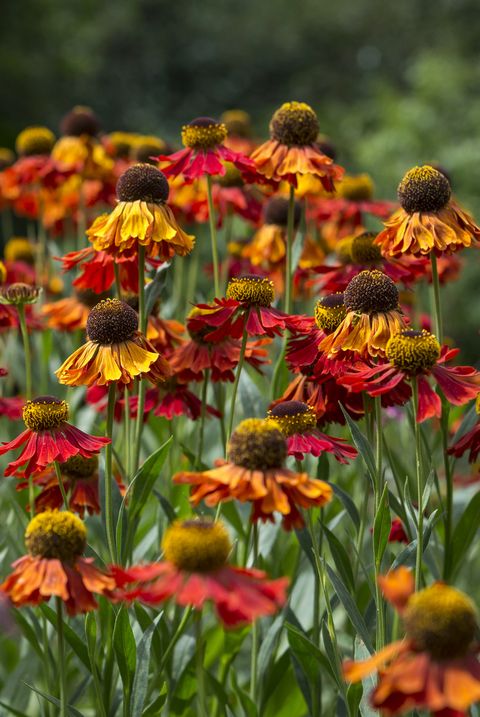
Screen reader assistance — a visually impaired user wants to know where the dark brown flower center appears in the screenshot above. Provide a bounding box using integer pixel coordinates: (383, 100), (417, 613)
(344, 270), (399, 314)
(87, 298), (138, 344)
(398, 165), (451, 214)
(116, 163), (169, 203)
(270, 101), (320, 146)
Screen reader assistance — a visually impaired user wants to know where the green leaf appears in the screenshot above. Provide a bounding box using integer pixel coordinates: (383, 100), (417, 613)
(113, 607), (136, 701)
(0, 700), (30, 717)
(347, 682), (364, 717)
(450, 490), (480, 579)
(14, 611), (44, 661)
(373, 482), (390, 567)
(142, 691), (167, 717)
(294, 527), (316, 570)
(145, 263), (169, 315)
(340, 406), (376, 482)
(24, 684), (84, 717)
(271, 342), (290, 401)
(332, 483), (360, 530)
(354, 640), (378, 717)
(285, 623), (337, 684)
(326, 563), (374, 652)
(321, 621), (343, 691)
(152, 489), (177, 524)
(129, 437), (173, 521)
(324, 526), (355, 591)
(40, 604), (90, 670)
(131, 615), (163, 717)
(258, 612), (285, 681)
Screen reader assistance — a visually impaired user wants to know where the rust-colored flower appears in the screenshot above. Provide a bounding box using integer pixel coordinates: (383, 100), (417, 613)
(251, 101), (343, 188)
(1, 510), (116, 615)
(344, 567), (480, 716)
(174, 418), (332, 529)
(376, 165), (480, 256)
(55, 298), (171, 387)
(112, 519), (288, 627)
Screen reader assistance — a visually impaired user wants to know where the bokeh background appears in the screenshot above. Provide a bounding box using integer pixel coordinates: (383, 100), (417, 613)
(1, 0), (478, 356)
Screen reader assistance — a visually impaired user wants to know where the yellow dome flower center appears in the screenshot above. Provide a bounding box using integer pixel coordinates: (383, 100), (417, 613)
(398, 165), (451, 214)
(386, 330), (441, 374)
(337, 174), (374, 201)
(4, 237), (35, 264)
(226, 275), (275, 306)
(270, 101), (320, 146)
(314, 293), (347, 333)
(25, 510), (87, 562)
(23, 396), (69, 431)
(162, 520), (231, 572)
(0, 282), (41, 306)
(344, 270), (399, 314)
(267, 401), (316, 436)
(228, 418), (287, 470)
(87, 298), (138, 344)
(350, 232), (382, 264)
(182, 118), (227, 150)
(60, 454), (98, 480)
(404, 583), (477, 660)
(15, 126), (56, 157)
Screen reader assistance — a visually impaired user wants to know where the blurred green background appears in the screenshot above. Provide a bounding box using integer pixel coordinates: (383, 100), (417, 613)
(0, 0), (478, 356)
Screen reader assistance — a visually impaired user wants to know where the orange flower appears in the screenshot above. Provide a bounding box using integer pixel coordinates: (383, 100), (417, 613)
(243, 196), (302, 267)
(174, 418), (332, 529)
(1, 510), (116, 615)
(55, 298), (171, 387)
(42, 290), (108, 331)
(319, 270), (407, 359)
(344, 567), (480, 716)
(376, 166), (480, 256)
(250, 102), (344, 189)
(86, 164), (195, 260)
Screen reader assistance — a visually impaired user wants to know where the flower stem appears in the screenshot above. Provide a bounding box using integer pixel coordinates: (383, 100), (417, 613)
(284, 183), (296, 314)
(56, 597), (68, 717)
(226, 326), (248, 450)
(429, 252), (443, 343)
(249, 523), (259, 703)
(194, 612), (207, 717)
(17, 303), (32, 400)
(113, 261), (122, 300)
(196, 369), (210, 469)
(104, 382), (117, 563)
(412, 377), (424, 590)
(54, 461), (69, 509)
(306, 511), (322, 717)
(134, 245), (147, 472)
(373, 395), (386, 650)
(206, 175), (220, 297)
(442, 403), (454, 580)
(124, 386), (132, 481)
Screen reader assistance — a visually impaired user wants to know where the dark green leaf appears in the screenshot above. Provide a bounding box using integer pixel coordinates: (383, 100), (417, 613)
(113, 607), (136, 699)
(24, 684), (83, 717)
(285, 623), (337, 684)
(332, 483), (360, 530)
(340, 406), (376, 482)
(40, 604), (90, 670)
(326, 563), (374, 652)
(450, 490), (480, 579)
(258, 612), (285, 681)
(0, 700), (30, 717)
(373, 483), (390, 567)
(131, 615), (163, 717)
(324, 526), (355, 591)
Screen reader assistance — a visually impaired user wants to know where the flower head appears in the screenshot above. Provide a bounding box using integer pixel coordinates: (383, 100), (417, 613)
(174, 418), (333, 529)
(0, 282), (41, 305)
(15, 126), (56, 157)
(56, 298), (171, 387)
(344, 568), (480, 716)
(314, 293), (346, 333)
(60, 106), (100, 137)
(1, 510), (116, 615)
(0, 395), (109, 477)
(112, 518), (288, 627)
(376, 165), (480, 256)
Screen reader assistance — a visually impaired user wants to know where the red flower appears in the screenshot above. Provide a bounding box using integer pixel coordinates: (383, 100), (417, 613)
(449, 415), (480, 464)
(112, 519), (288, 627)
(0, 396), (109, 477)
(389, 518), (409, 544)
(57, 247), (139, 294)
(0, 396), (24, 420)
(156, 117), (260, 184)
(340, 334), (479, 423)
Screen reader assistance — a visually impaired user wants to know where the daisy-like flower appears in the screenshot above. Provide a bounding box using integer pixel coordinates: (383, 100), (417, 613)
(174, 418), (332, 529)
(188, 275), (295, 342)
(0, 510), (116, 615)
(42, 289), (109, 331)
(170, 305), (270, 383)
(15, 126), (56, 158)
(155, 117), (258, 183)
(319, 270), (407, 359)
(86, 164), (195, 261)
(250, 101), (343, 189)
(449, 395), (480, 464)
(243, 196), (302, 268)
(18, 455), (123, 517)
(55, 298), (171, 387)
(0, 282), (41, 306)
(375, 165), (480, 256)
(344, 567), (480, 716)
(266, 400), (357, 463)
(339, 330), (480, 422)
(0, 396), (109, 477)
(112, 518), (288, 627)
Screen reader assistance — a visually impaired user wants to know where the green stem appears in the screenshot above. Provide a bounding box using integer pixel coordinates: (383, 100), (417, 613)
(206, 175), (220, 297)
(104, 383), (117, 562)
(196, 369), (210, 469)
(306, 512), (322, 717)
(373, 395), (385, 650)
(284, 184), (296, 314)
(226, 326), (248, 448)
(249, 523), (259, 703)
(429, 252), (443, 343)
(194, 612), (207, 717)
(158, 607), (192, 671)
(442, 402), (453, 580)
(412, 378), (424, 590)
(124, 386), (132, 481)
(113, 261), (122, 300)
(17, 303), (32, 400)
(54, 462), (69, 509)
(56, 598), (68, 717)
(133, 246), (147, 472)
